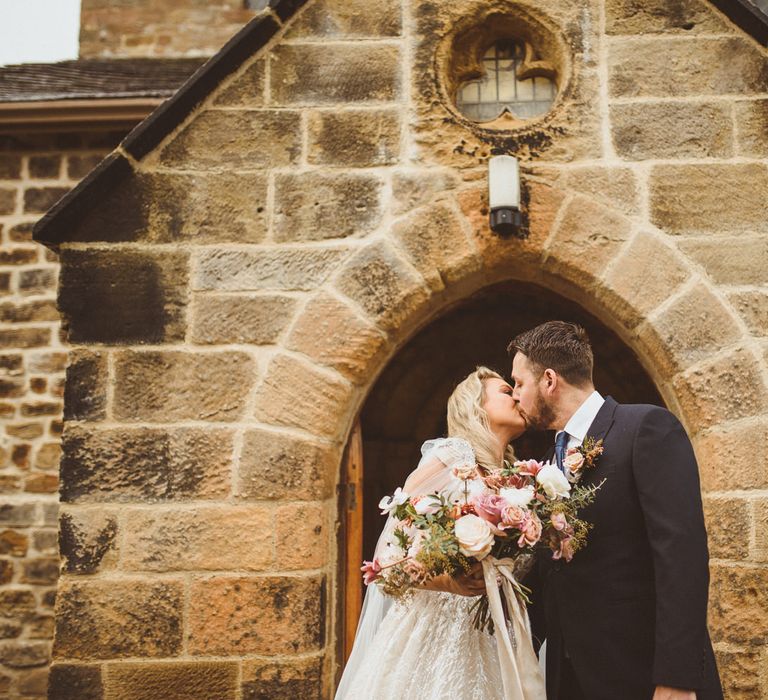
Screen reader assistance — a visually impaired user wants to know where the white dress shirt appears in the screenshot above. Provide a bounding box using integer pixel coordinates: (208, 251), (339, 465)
(555, 390), (605, 453)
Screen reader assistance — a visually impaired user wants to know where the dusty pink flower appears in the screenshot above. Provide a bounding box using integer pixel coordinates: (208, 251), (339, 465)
(500, 505), (528, 529)
(552, 536), (574, 562)
(515, 459), (546, 478)
(517, 512), (543, 548)
(471, 492), (507, 527)
(564, 448), (585, 475)
(361, 559), (382, 585)
(550, 512), (568, 531)
(453, 464), (478, 481)
(403, 558), (429, 584)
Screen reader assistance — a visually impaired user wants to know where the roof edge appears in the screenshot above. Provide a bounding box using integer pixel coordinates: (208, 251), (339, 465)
(711, 0), (768, 45)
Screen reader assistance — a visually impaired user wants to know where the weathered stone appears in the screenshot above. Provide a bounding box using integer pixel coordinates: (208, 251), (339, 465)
(68, 154), (105, 179)
(23, 186), (69, 213)
(59, 248), (188, 344)
(104, 661), (238, 700)
(32, 528), (58, 554)
(307, 110), (400, 167)
(160, 110), (301, 169)
(253, 354), (352, 438)
(18, 268), (57, 295)
(0, 328), (51, 348)
(35, 443), (61, 470)
(558, 166), (639, 217)
(0, 154), (21, 179)
(650, 164), (768, 235)
(188, 575), (325, 655)
(0, 247), (38, 265)
(609, 37), (768, 97)
(63, 348), (107, 422)
(734, 98), (768, 157)
(0, 641), (50, 668)
(754, 498), (768, 563)
(190, 293), (298, 345)
(113, 350), (255, 422)
(285, 292), (388, 382)
(30, 376), (47, 393)
(21, 400), (62, 416)
(714, 647), (762, 700)
(0, 590), (35, 617)
(335, 240), (431, 332)
(703, 497), (750, 560)
(0, 299), (59, 323)
(276, 502), (327, 570)
(29, 154), (62, 178)
(17, 666), (48, 694)
(193, 247), (347, 292)
(0, 560), (13, 584)
(679, 238), (768, 286)
(0, 377), (25, 398)
(122, 506), (273, 572)
(24, 473), (60, 493)
(26, 614), (55, 639)
(241, 656), (323, 700)
(710, 564), (768, 645)
(0, 621), (21, 639)
(6, 422), (44, 439)
(286, 0), (400, 37)
(60, 425), (234, 502)
(392, 169), (461, 215)
(274, 172), (383, 242)
(0, 187), (16, 215)
(54, 580), (183, 659)
(270, 44), (400, 104)
(636, 284), (742, 377)
(673, 349), (768, 430)
(605, 0), (730, 34)
(238, 429), (338, 501)
(20, 556), (59, 584)
(0, 504), (36, 527)
(214, 59), (265, 107)
(390, 202), (480, 291)
(11, 444), (31, 469)
(611, 102), (732, 159)
(0, 529), (28, 556)
(727, 291), (768, 336)
(59, 509), (118, 574)
(8, 221), (34, 242)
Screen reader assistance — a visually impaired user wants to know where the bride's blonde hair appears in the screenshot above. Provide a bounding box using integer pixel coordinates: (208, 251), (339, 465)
(446, 366), (516, 472)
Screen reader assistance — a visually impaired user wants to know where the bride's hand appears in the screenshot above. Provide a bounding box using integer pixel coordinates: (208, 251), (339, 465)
(421, 562), (486, 597)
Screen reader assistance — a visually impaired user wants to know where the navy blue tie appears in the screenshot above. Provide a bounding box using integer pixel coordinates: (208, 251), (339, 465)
(555, 431), (569, 472)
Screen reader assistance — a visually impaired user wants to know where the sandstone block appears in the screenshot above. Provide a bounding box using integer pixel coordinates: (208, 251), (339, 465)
(734, 98), (768, 157)
(703, 497), (749, 560)
(307, 109), (400, 167)
(650, 164), (768, 236)
(59, 248), (189, 344)
(636, 284), (742, 377)
(241, 656), (322, 700)
(113, 350), (255, 422)
(611, 102), (732, 159)
(190, 293), (298, 345)
(0, 188), (16, 215)
(48, 664), (103, 700)
(122, 506), (274, 572)
(54, 579), (183, 659)
(0, 590), (34, 617)
(23, 186), (69, 213)
(238, 429), (338, 500)
(0, 299), (59, 323)
(276, 502), (327, 570)
(558, 166), (639, 217)
(21, 400), (62, 416)
(727, 291), (768, 336)
(605, 0), (730, 34)
(389, 202), (480, 291)
(271, 44), (400, 104)
(160, 110), (301, 169)
(0, 247), (37, 265)
(754, 499), (768, 562)
(193, 247), (347, 292)
(60, 425), (233, 503)
(602, 231), (690, 329)
(274, 172), (383, 242)
(709, 564), (768, 645)
(26, 614), (54, 639)
(714, 647), (762, 700)
(188, 575), (325, 655)
(18, 268), (57, 295)
(29, 154), (61, 178)
(673, 349), (768, 430)
(214, 59), (265, 107)
(0, 529), (28, 557)
(17, 667), (48, 694)
(285, 0), (400, 37)
(392, 169), (460, 215)
(59, 509), (118, 574)
(609, 37), (768, 97)
(63, 348), (107, 422)
(285, 292), (388, 382)
(253, 354), (353, 438)
(335, 240), (431, 332)
(24, 473), (59, 493)
(6, 422), (43, 439)
(0, 560), (12, 584)
(36, 443), (62, 470)
(32, 529), (58, 554)
(0, 154), (20, 179)
(679, 238), (768, 286)
(0, 328), (50, 348)
(0, 504), (35, 527)
(20, 556), (59, 584)
(104, 661), (238, 700)
(67, 154), (104, 179)
(0, 641), (49, 668)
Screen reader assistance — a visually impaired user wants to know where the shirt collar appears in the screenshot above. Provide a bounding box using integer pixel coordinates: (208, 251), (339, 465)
(559, 390), (605, 442)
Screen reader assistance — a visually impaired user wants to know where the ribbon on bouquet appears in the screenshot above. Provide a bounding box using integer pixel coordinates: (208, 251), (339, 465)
(482, 556), (546, 700)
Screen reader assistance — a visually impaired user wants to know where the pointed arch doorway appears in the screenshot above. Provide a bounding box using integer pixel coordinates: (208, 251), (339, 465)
(338, 279), (665, 665)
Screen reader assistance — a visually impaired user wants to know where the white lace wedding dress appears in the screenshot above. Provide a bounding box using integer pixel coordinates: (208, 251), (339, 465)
(335, 438), (546, 700)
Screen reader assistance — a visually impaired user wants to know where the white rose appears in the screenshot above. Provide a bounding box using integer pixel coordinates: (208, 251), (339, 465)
(536, 463), (571, 500)
(467, 478), (487, 497)
(379, 487), (409, 515)
(413, 495), (441, 516)
(499, 485), (535, 509)
(454, 514), (495, 560)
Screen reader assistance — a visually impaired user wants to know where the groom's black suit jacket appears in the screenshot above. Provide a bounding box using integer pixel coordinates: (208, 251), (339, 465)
(528, 397), (723, 700)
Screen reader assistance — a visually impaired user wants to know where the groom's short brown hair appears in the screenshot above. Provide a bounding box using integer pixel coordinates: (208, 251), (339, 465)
(507, 321), (593, 387)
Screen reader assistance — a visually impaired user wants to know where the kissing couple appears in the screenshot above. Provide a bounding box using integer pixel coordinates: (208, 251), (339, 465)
(336, 321), (723, 700)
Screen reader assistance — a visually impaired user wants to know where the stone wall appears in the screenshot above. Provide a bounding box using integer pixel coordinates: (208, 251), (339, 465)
(0, 131), (123, 699)
(21, 0), (768, 698)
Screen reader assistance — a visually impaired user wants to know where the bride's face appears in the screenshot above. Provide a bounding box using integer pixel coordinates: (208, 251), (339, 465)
(482, 377), (526, 439)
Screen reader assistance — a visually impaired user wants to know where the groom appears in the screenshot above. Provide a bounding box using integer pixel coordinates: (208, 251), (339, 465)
(508, 321), (722, 700)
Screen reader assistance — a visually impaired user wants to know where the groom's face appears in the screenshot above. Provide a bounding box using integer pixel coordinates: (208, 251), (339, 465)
(511, 352), (556, 431)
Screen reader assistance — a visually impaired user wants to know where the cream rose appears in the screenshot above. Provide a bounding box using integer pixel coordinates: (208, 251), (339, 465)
(564, 449), (585, 475)
(454, 514), (495, 560)
(536, 463), (571, 499)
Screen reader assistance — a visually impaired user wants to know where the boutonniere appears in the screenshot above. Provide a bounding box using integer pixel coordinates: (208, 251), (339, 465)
(563, 437), (604, 484)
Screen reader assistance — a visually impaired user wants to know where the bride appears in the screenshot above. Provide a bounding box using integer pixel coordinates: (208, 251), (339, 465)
(335, 366), (546, 700)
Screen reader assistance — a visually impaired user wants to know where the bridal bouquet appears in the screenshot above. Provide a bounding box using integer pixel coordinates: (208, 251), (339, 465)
(362, 441), (604, 633)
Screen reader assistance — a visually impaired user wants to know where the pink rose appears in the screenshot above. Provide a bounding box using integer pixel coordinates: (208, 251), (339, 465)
(500, 505), (528, 529)
(564, 449), (585, 475)
(471, 492), (506, 528)
(361, 559), (382, 585)
(550, 512), (568, 531)
(552, 536), (574, 562)
(515, 459), (546, 477)
(403, 559), (429, 584)
(517, 512), (542, 547)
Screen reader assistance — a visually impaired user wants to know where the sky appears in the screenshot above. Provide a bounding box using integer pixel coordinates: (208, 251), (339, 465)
(0, 0), (81, 66)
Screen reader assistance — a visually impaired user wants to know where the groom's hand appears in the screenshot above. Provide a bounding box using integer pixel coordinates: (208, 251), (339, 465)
(422, 562), (486, 596)
(653, 686), (696, 700)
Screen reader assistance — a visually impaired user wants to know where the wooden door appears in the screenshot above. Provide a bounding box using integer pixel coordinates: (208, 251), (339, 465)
(342, 419), (364, 662)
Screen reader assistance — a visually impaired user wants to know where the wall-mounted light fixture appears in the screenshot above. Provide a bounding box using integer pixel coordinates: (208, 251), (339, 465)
(488, 155), (522, 237)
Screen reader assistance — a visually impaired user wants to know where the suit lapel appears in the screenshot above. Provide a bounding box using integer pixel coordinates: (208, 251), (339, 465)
(580, 395), (618, 486)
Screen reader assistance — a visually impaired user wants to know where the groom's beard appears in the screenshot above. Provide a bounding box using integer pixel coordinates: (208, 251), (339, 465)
(520, 392), (556, 432)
